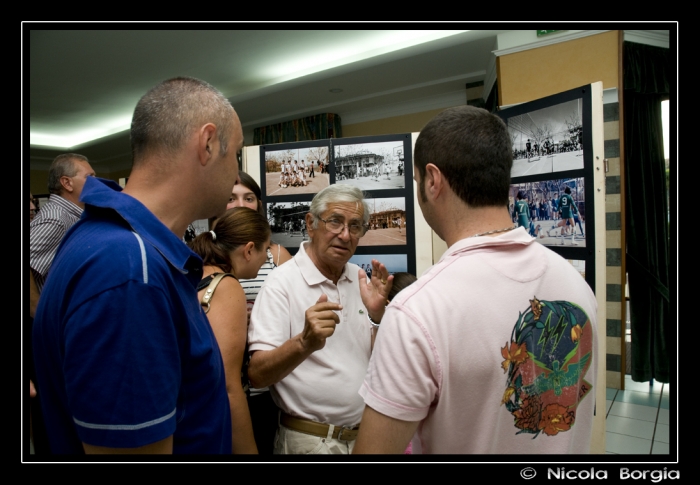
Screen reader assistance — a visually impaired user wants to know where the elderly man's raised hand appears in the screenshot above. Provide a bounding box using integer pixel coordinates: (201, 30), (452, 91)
(358, 259), (393, 323)
(301, 293), (342, 352)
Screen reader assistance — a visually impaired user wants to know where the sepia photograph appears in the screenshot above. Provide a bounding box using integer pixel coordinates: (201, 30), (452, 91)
(507, 98), (585, 177)
(265, 201), (311, 249)
(509, 177), (586, 248)
(264, 145), (330, 197)
(358, 197), (407, 247)
(333, 140), (407, 191)
(349, 253), (408, 278)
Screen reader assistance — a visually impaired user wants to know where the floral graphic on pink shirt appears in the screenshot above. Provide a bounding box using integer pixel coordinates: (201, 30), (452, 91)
(500, 341), (529, 372)
(500, 296), (593, 438)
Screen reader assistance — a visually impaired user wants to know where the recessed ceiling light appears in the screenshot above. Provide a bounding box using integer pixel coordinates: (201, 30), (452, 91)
(329, 88), (343, 93)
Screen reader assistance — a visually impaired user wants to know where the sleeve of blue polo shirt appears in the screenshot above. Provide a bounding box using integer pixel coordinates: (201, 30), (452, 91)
(63, 280), (180, 449)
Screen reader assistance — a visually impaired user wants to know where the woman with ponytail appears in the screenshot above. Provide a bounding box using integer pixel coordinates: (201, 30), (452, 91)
(225, 172), (292, 455)
(188, 206), (271, 454)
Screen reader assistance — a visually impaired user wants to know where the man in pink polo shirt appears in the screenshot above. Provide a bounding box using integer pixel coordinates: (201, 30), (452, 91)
(354, 106), (598, 454)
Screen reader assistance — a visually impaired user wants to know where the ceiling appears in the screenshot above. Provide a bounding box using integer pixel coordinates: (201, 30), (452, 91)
(27, 29), (509, 172)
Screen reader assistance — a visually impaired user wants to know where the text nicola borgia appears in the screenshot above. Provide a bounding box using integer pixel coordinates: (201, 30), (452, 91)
(548, 468), (679, 482)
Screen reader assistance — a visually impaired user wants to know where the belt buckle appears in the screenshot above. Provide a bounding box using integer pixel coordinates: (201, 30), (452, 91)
(336, 426), (357, 441)
(336, 425), (353, 441)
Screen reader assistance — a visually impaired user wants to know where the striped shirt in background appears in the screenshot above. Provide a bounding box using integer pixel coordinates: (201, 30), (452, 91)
(239, 246), (280, 305)
(30, 194), (83, 293)
(239, 245), (280, 396)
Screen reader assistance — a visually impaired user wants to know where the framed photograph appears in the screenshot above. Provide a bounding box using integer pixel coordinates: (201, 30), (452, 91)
(261, 142), (330, 198)
(332, 136), (411, 192)
(358, 196), (407, 247)
(349, 253), (408, 277)
(509, 177), (586, 248)
(265, 201), (311, 252)
(505, 97), (586, 177)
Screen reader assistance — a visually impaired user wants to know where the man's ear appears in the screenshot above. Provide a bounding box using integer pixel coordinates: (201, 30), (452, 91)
(305, 213), (315, 233)
(424, 163), (445, 200)
(198, 123), (218, 166)
(60, 175), (73, 194)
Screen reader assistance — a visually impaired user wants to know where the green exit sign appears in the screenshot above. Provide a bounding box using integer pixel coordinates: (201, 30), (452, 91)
(537, 30), (561, 36)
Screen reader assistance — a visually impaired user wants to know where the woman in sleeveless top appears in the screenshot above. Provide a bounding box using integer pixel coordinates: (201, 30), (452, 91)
(226, 172), (292, 454)
(188, 207), (271, 454)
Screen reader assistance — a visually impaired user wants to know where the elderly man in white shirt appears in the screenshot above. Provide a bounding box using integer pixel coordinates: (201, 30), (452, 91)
(247, 184), (391, 454)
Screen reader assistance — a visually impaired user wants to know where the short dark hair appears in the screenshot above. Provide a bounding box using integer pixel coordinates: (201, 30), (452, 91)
(387, 272), (418, 302)
(47, 153), (89, 195)
(414, 106), (512, 207)
(517, 191), (525, 200)
(188, 207), (271, 275)
(237, 171), (265, 217)
(565, 187), (571, 194)
(130, 77), (234, 166)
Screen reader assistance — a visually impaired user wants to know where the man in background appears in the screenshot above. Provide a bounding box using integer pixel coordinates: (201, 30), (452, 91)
(28, 154), (95, 455)
(547, 186), (579, 246)
(513, 190), (530, 230)
(33, 77), (242, 454)
(526, 138), (532, 161)
(354, 106), (597, 454)
(30, 154), (95, 307)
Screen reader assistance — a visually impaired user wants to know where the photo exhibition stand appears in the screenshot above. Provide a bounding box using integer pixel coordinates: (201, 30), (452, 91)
(243, 83), (607, 452)
(243, 133), (425, 277)
(498, 82), (607, 454)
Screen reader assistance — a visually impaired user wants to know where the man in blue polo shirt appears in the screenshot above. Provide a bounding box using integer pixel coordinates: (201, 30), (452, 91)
(32, 77), (243, 454)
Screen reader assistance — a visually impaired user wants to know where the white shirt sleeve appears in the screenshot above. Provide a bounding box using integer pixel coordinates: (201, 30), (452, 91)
(248, 282), (292, 352)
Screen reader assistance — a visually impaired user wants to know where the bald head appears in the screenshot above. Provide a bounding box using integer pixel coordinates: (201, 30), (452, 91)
(130, 77), (235, 165)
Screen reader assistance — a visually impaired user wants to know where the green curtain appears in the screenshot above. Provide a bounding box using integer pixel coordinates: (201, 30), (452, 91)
(623, 41), (670, 383)
(253, 113), (342, 145)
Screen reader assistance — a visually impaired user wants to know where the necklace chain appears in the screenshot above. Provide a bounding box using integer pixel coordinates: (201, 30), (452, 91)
(469, 224), (518, 238)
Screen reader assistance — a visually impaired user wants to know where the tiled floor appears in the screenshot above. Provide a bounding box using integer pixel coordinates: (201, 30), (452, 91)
(605, 375), (671, 454)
